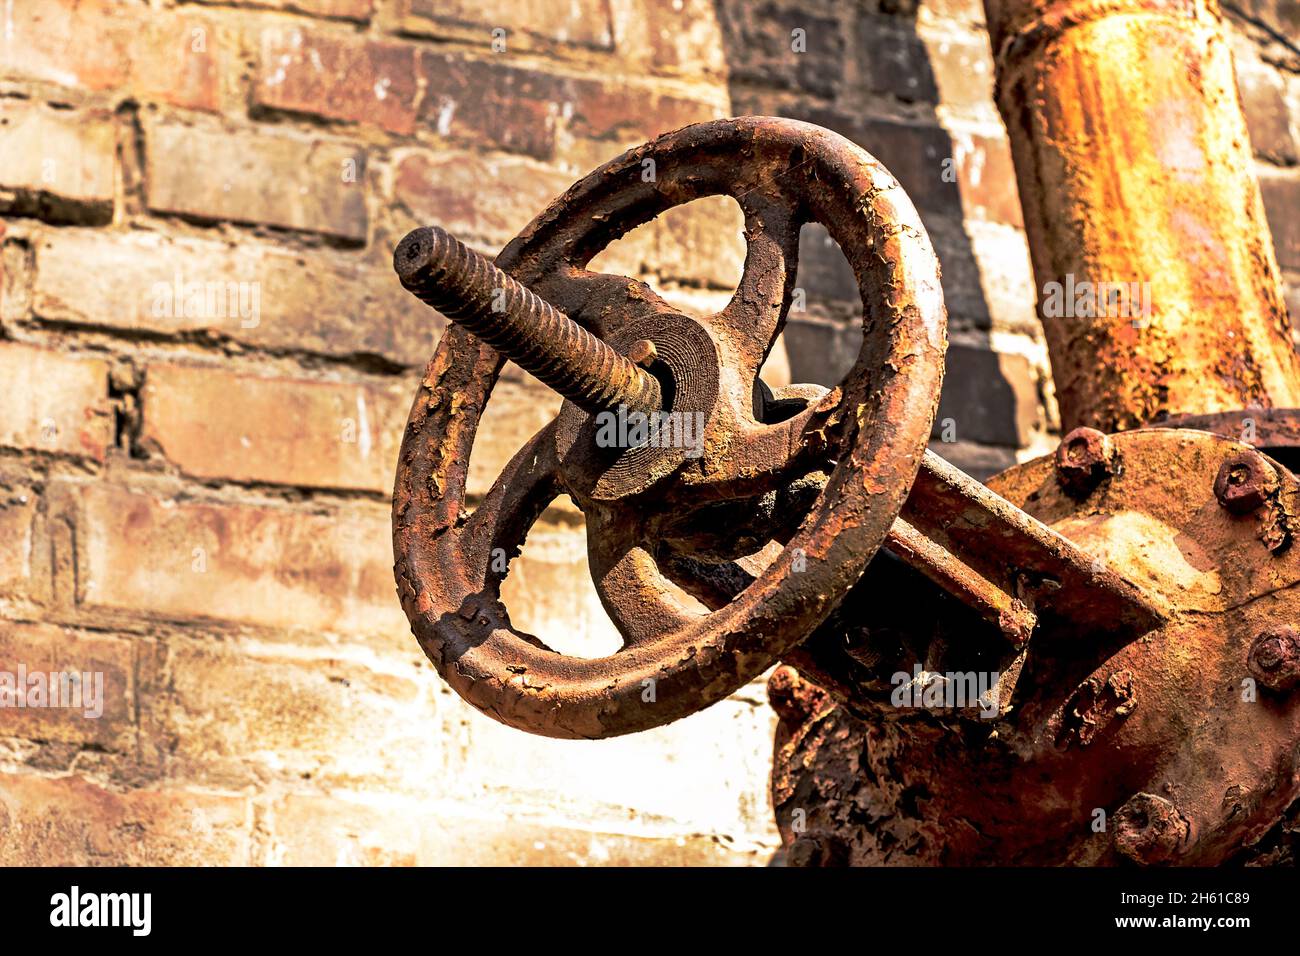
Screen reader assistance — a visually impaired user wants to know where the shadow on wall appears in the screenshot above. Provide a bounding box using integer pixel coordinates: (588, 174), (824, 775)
(712, 0), (1032, 480)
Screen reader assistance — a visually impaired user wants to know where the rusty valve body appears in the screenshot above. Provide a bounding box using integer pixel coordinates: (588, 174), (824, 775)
(391, 109), (1300, 865)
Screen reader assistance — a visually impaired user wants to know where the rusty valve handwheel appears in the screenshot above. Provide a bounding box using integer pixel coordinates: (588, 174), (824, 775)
(392, 117), (946, 738)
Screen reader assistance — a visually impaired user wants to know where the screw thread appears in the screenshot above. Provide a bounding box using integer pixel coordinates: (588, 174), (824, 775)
(395, 226), (661, 417)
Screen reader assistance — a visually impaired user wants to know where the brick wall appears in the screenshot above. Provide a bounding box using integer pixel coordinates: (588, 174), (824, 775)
(0, 0), (1296, 865)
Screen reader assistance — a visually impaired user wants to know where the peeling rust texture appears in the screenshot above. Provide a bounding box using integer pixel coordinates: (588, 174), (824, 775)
(986, 0), (1300, 432)
(390, 116), (947, 739)
(775, 429), (1300, 865)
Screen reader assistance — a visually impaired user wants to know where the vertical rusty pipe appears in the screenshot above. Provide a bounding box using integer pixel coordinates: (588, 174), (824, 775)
(985, 0), (1300, 432)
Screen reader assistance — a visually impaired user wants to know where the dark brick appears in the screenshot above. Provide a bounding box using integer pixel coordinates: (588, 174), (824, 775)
(934, 343), (1040, 447)
(1238, 63), (1298, 166)
(715, 2), (844, 98)
(856, 15), (938, 103)
(1260, 172), (1300, 272)
(255, 25), (421, 135)
(419, 54), (563, 159)
(418, 54), (717, 159)
(795, 223), (859, 307)
(394, 0), (614, 50)
(781, 315), (860, 386)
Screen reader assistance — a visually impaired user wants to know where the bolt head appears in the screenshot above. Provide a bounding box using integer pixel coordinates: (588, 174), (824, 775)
(1213, 451), (1275, 514)
(1113, 792), (1189, 865)
(1248, 626), (1300, 692)
(1054, 427), (1116, 495)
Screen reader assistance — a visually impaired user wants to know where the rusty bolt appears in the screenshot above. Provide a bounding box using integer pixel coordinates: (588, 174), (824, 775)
(394, 226), (662, 417)
(1213, 450), (1276, 514)
(1054, 427), (1117, 495)
(1113, 792), (1190, 865)
(1247, 626), (1300, 693)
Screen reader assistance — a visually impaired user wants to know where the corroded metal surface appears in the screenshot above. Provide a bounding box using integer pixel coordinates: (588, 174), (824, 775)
(395, 225), (662, 417)
(986, 0), (1300, 432)
(391, 117), (947, 739)
(772, 428), (1300, 865)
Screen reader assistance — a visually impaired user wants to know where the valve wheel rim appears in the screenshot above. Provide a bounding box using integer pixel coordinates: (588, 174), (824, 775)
(392, 116), (947, 739)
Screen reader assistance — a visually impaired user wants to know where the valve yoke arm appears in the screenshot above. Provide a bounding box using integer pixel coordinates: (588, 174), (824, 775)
(891, 451), (1167, 647)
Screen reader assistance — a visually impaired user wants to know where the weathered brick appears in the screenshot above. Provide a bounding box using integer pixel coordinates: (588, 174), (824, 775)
(265, 794), (769, 865)
(564, 82), (720, 146)
(143, 120), (368, 242)
(32, 229), (436, 368)
(393, 0), (615, 49)
(0, 0), (225, 112)
(795, 223), (860, 307)
(587, 194), (745, 289)
(135, 358), (559, 497)
(1260, 171), (1300, 272)
(418, 54), (718, 160)
(921, 27), (997, 113)
(467, 380), (564, 497)
(0, 101), (116, 224)
(70, 483), (407, 638)
(857, 15), (938, 103)
(419, 54), (564, 159)
(1284, 271), (1300, 341)
(715, 3), (845, 98)
(0, 343), (113, 460)
(935, 343), (1041, 447)
(494, 521), (621, 657)
(781, 318), (1040, 444)
(0, 623), (135, 751)
(255, 25), (421, 135)
(933, 216), (1037, 334)
(140, 363), (408, 493)
(611, 0), (727, 77)
(142, 639), (439, 790)
(1232, 0), (1300, 46)
(393, 150), (574, 247)
(1238, 61), (1297, 166)
(0, 484), (37, 597)
(918, 0), (986, 25)
(0, 774), (250, 865)
(193, 0), (374, 19)
(780, 315), (861, 386)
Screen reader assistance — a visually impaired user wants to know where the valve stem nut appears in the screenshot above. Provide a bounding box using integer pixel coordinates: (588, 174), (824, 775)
(1054, 427), (1117, 496)
(1248, 626), (1300, 693)
(1113, 792), (1190, 865)
(1213, 450), (1276, 514)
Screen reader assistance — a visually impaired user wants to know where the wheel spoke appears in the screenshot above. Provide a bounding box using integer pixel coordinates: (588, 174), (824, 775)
(586, 507), (708, 649)
(708, 186), (803, 383)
